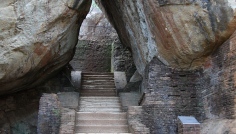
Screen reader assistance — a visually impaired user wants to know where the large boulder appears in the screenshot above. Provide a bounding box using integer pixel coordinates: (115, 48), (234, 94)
(96, 0), (236, 75)
(0, 0), (91, 95)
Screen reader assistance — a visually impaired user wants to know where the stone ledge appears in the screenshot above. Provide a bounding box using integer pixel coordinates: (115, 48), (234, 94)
(57, 92), (79, 109)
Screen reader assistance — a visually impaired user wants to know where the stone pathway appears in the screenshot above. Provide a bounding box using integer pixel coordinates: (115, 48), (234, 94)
(75, 73), (131, 133)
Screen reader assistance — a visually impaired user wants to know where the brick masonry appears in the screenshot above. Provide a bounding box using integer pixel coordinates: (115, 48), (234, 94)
(198, 32), (236, 120)
(37, 92), (78, 134)
(127, 106), (150, 134)
(70, 40), (112, 72)
(178, 123), (200, 134)
(0, 68), (75, 134)
(139, 32), (236, 133)
(177, 116), (200, 134)
(37, 94), (61, 134)
(140, 57), (203, 133)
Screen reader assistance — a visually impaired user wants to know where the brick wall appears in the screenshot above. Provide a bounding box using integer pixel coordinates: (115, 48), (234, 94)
(139, 57), (203, 133)
(127, 106), (150, 134)
(0, 69), (75, 134)
(178, 123), (200, 134)
(139, 32), (236, 133)
(198, 32), (236, 119)
(177, 116), (200, 134)
(70, 40), (112, 72)
(37, 94), (61, 134)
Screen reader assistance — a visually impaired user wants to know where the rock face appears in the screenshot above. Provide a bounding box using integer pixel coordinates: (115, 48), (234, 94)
(79, 1), (117, 41)
(96, 0), (236, 75)
(0, 0), (91, 95)
(70, 2), (116, 72)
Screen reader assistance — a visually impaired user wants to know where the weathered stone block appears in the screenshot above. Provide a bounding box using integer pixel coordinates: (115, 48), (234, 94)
(57, 92), (79, 109)
(71, 71), (82, 90)
(37, 94), (61, 134)
(178, 116), (200, 134)
(114, 71), (127, 91)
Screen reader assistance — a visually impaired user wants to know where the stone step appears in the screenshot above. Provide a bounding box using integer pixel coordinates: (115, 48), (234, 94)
(79, 102), (120, 106)
(82, 82), (115, 86)
(82, 77), (114, 80)
(79, 98), (120, 102)
(80, 92), (116, 96)
(76, 119), (128, 126)
(82, 72), (114, 75)
(82, 83), (115, 86)
(79, 103), (121, 107)
(80, 88), (116, 92)
(83, 79), (114, 81)
(80, 91), (116, 97)
(80, 89), (116, 95)
(82, 81), (114, 84)
(75, 125), (129, 133)
(76, 112), (127, 120)
(82, 79), (114, 81)
(79, 100), (119, 103)
(83, 75), (114, 78)
(80, 98), (119, 101)
(80, 98), (119, 102)
(75, 133), (132, 134)
(79, 98), (120, 101)
(79, 96), (120, 100)
(81, 87), (116, 90)
(82, 85), (116, 88)
(79, 100), (120, 103)
(82, 74), (114, 77)
(80, 97), (119, 99)
(80, 91), (117, 95)
(78, 108), (121, 112)
(79, 106), (121, 110)
(82, 78), (114, 81)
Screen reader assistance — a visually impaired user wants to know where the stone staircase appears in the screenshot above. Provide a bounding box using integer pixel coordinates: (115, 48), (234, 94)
(80, 73), (116, 96)
(75, 73), (131, 133)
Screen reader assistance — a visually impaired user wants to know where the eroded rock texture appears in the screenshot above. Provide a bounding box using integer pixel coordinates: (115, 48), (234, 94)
(96, 0), (236, 75)
(0, 0), (91, 95)
(79, 3), (117, 41)
(70, 3), (116, 72)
